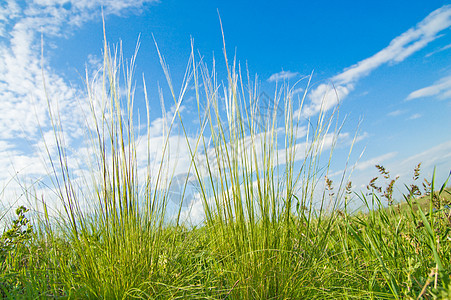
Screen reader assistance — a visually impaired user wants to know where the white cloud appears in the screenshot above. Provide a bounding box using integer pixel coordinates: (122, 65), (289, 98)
(0, 141), (15, 152)
(0, 0), (159, 136)
(344, 141), (451, 207)
(300, 83), (353, 117)
(353, 152), (398, 172)
(333, 5), (451, 86)
(0, 1), (21, 37)
(387, 109), (404, 117)
(408, 113), (422, 120)
(0, 0), (159, 214)
(0, 0), (157, 137)
(398, 140), (451, 175)
(267, 70), (299, 82)
(406, 75), (451, 100)
(291, 87), (304, 96)
(302, 5), (451, 117)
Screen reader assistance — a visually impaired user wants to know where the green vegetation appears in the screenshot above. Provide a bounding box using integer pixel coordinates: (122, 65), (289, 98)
(1, 31), (450, 299)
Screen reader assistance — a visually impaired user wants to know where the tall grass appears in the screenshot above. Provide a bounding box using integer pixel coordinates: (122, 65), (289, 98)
(1, 27), (450, 299)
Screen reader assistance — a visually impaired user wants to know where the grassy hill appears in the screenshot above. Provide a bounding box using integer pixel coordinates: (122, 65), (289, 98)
(394, 186), (451, 214)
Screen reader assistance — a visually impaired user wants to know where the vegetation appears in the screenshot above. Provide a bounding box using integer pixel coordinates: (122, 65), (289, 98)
(1, 30), (450, 299)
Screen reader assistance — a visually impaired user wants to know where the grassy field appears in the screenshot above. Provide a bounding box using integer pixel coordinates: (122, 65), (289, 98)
(1, 34), (451, 299)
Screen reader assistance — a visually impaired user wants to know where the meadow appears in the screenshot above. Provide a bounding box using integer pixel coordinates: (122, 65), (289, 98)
(1, 32), (450, 299)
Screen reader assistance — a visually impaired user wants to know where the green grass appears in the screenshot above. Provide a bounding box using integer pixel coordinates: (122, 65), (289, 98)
(1, 29), (451, 299)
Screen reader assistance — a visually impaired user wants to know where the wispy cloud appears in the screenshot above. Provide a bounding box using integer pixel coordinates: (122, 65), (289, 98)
(398, 140), (451, 173)
(0, 0), (158, 140)
(267, 70), (299, 82)
(406, 75), (451, 100)
(354, 152), (398, 172)
(0, 1), (20, 37)
(291, 87), (304, 96)
(387, 109), (405, 117)
(357, 142), (450, 195)
(408, 113), (422, 120)
(333, 5), (451, 85)
(325, 141), (451, 209)
(301, 83), (353, 117)
(0, 0), (158, 208)
(425, 43), (451, 57)
(301, 5), (451, 117)
(327, 151), (398, 179)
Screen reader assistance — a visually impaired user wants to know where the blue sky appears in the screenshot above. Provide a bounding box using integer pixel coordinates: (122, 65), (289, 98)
(1, 0), (450, 221)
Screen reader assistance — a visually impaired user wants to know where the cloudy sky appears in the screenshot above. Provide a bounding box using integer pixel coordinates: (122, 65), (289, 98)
(1, 0), (450, 222)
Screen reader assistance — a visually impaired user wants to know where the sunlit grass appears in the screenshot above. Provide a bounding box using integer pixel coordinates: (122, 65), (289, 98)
(1, 26), (451, 299)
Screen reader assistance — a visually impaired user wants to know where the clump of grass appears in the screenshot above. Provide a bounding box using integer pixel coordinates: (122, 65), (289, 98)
(176, 28), (347, 298)
(1, 24), (451, 299)
(0, 206), (34, 298)
(347, 164), (451, 299)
